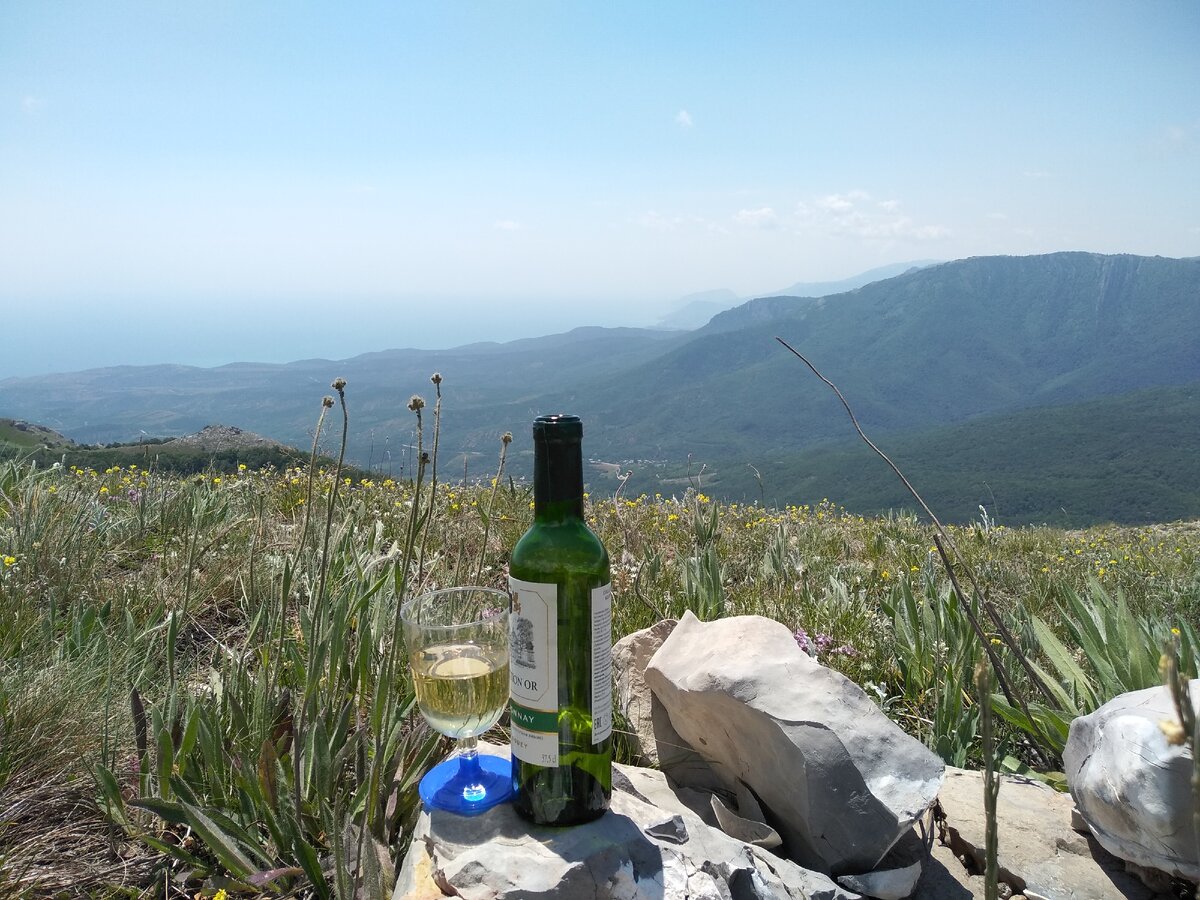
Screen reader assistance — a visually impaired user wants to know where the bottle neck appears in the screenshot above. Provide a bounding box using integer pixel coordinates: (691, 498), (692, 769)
(533, 437), (584, 522)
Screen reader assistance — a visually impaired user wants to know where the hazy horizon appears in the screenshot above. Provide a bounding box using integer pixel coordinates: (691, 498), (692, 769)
(3, 2), (1198, 378)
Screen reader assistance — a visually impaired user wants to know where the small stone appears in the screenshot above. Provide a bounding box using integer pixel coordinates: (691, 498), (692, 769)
(643, 813), (688, 845)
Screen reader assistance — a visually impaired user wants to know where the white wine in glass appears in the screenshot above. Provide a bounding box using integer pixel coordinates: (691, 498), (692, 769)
(402, 587), (512, 814)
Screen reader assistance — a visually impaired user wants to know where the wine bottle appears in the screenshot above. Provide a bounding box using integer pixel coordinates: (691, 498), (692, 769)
(508, 414), (612, 825)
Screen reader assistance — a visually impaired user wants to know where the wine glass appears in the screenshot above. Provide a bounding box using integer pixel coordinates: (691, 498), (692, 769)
(401, 586), (513, 814)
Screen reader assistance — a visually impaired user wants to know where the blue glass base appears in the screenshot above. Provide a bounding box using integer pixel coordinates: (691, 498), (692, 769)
(419, 753), (513, 815)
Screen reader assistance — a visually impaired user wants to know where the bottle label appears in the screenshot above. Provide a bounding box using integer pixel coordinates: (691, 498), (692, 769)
(591, 583), (613, 744)
(509, 578), (560, 766)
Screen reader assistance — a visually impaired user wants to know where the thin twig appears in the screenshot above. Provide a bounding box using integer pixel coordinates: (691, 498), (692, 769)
(776, 336), (1056, 765)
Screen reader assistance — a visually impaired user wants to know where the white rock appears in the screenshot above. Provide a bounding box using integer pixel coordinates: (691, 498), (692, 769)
(1064, 680), (1199, 881)
(643, 611), (944, 875)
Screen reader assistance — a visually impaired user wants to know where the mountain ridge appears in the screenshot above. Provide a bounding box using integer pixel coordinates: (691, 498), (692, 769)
(1, 251), (1197, 523)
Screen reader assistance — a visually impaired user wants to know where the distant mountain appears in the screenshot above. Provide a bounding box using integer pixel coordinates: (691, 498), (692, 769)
(654, 261), (941, 331)
(2, 252), (1197, 523)
(656, 289), (740, 330)
(770, 260), (942, 298)
(678, 383), (1200, 526)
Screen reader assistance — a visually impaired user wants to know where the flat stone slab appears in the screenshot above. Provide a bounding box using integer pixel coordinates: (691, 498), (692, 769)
(935, 767), (1158, 900)
(394, 747), (860, 900)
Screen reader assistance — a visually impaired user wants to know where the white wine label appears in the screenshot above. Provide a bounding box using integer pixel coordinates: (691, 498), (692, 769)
(591, 583), (613, 744)
(509, 578), (559, 766)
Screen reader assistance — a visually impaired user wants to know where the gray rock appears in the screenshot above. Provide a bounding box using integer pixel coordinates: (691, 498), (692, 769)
(643, 611), (944, 875)
(711, 791), (783, 849)
(936, 767), (1156, 900)
(837, 861), (923, 900)
(612, 619), (677, 766)
(1064, 680), (1199, 882)
(394, 744), (861, 900)
(613, 619), (728, 792)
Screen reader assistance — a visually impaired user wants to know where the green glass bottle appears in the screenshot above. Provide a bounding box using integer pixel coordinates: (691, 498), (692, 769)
(508, 414), (612, 826)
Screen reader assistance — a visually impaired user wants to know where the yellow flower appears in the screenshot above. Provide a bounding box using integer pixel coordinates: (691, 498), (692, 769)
(1171, 627), (1182, 636)
(212, 477), (222, 485)
(99, 485), (109, 495)
(3, 556), (15, 567)
(214, 890), (229, 900)
(238, 463), (247, 472)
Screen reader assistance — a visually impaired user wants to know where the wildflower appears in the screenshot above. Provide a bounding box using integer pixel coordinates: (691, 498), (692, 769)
(99, 485), (109, 495)
(238, 463), (247, 472)
(408, 395), (425, 412)
(502, 431), (513, 445)
(214, 889), (229, 900)
(331, 377), (347, 391)
(431, 372), (442, 385)
(322, 396), (334, 409)
(793, 627), (815, 656)
(212, 477), (222, 485)
(1171, 627), (1181, 636)
(2, 556), (15, 567)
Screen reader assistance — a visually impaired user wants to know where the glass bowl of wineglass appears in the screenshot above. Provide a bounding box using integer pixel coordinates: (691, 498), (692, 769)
(401, 586), (512, 815)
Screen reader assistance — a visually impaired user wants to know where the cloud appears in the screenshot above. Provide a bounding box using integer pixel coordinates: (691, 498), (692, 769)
(1158, 120), (1200, 153)
(796, 190), (948, 241)
(733, 207), (779, 229)
(675, 109), (693, 128)
(816, 190), (869, 213)
(635, 210), (684, 230)
(494, 219), (521, 231)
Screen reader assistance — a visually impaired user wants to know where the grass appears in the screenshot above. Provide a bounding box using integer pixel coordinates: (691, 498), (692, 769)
(0, 382), (1198, 897)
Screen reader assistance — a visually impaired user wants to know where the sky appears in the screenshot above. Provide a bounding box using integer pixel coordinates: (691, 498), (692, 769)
(2, 1), (1198, 378)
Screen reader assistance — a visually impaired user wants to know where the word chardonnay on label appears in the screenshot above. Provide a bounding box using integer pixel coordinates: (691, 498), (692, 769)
(509, 414), (612, 826)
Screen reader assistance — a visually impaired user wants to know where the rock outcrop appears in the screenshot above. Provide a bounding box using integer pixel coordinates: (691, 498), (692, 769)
(394, 744), (859, 900)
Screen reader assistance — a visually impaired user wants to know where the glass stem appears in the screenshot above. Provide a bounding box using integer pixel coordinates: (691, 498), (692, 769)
(457, 736), (484, 787)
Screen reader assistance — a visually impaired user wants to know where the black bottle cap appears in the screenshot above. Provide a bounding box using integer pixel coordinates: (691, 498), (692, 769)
(532, 414), (583, 441)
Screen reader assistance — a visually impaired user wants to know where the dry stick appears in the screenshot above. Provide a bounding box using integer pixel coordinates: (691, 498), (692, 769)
(775, 336), (1057, 765)
(417, 375), (443, 583)
(475, 433), (512, 586)
(294, 380), (351, 836)
(267, 396), (331, 737)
